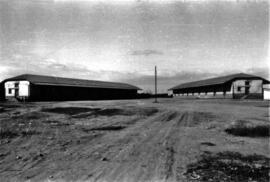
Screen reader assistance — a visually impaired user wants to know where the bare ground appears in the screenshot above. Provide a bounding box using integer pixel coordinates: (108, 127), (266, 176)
(0, 98), (269, 182)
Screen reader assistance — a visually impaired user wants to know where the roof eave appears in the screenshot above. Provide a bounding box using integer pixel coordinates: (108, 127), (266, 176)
(170, 76), (270, 91)
(169, 82), (227, 90)
(32, 82), (140, 90)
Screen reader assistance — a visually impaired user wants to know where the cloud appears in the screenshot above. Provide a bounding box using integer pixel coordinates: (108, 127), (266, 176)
(0, 57), (96, 82)
(1, 52), (268, 94)
(246, 67), (269, 80)
(119, 68), (270, 93)
(0, 56), (139, 84)
(130, 49), (163, 56)
(1, 56), (214, 93)
(118, 71), (218, 93)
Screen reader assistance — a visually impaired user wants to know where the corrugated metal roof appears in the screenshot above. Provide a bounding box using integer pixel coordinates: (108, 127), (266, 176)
(4, 74), (141, 90)
(169, 73), (269, 90)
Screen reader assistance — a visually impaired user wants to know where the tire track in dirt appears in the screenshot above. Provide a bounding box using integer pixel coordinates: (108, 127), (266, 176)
(0, 104), (220, 182)
(173, 111), (221, 182)
(22, 107), (158, 180)
(80, 110), (211, 182)
(1, 100), (269, 182)
(85, 111), (173, 182)
(21, 108), (160, 181)
(88, 110), (182, 182)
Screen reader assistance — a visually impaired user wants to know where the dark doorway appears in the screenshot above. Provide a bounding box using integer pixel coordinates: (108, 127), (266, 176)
(14, 83), (19, 97)
(14, 89), (19, 97)
(245, 81), (250, 95)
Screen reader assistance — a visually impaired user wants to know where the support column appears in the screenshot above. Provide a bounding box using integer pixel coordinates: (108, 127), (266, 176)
(154, 66), (157, 103)
(261, 83), (264, 100)
(232, 82), (235, 99)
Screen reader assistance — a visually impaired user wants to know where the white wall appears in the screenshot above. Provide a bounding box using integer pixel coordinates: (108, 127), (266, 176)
(5, 81), (15, 97)
(19, 81), (30, 96)
(172, 79), (264, 99)
(231, 80), (263, 94)
(264, 90), (270, 100)
(4, 81), (30, 97)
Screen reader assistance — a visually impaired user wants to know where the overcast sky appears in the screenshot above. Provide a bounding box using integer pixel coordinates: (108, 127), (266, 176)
(0, 0), (269, 92)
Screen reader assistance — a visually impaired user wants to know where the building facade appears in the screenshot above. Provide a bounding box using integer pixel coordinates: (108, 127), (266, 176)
(3, 74), (141, 101)
(169, 73), (269, 99)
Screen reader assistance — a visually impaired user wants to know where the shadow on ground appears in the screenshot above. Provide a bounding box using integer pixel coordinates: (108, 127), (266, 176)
(185, 151), (270, 182)
(225, 120), (270, 137)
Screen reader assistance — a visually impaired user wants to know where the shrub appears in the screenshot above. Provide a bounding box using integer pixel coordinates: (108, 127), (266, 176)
(0, 128), (18, 139)
(225, 121), (270, 137)
(185, 151), (270, 182)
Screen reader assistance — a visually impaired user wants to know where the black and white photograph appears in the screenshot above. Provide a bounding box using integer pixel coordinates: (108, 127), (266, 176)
(0, 0), (269, 181)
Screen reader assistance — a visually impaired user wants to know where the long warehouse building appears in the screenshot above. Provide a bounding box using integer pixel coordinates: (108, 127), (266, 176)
(2, 74), (141, 101)
(169, 73), (270, 99)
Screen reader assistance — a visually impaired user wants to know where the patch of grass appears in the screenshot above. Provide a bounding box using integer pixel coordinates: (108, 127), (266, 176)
(76, 107), (158, 118)
(176, 111), (217, 127)
(0, 104), (20, 108)
(94, 107), (159, 117)
(78, 133), (103, 143)
(93, 108), (123, 116)
(42, 120), (70, 127)
(225, 125), (270, 137)
(71, 108), (128, 118)
(192, 112), (216, 124)
(166, 112), (178, 121)
(12, 112), (47, 120)
(89, 125), (126, 131)
(21, 130), (41, 137)
(1, 128), (41, 138)
(0, 107), (5, 113)
(185, 151), (270, 182)
(24, 114), (43, 120)
(42, 106), (158, 118)
(256, 104), (270, 108)
(225, 120), (270, 137)
(0, 151), (10, 158)
(42, 107), (97, 115)
(141, 108), (159, 116)
(0, 128), (18, 139)
(159, 111), (179, 122)
(200, 142), (216, 146)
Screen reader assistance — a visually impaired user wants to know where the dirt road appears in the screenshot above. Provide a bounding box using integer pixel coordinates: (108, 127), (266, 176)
(0, 98), (269, 182)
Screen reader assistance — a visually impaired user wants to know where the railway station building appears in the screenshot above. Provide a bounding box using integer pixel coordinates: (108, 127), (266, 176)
(169, 73), (270, 99)
(2, 74), (141, 101)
